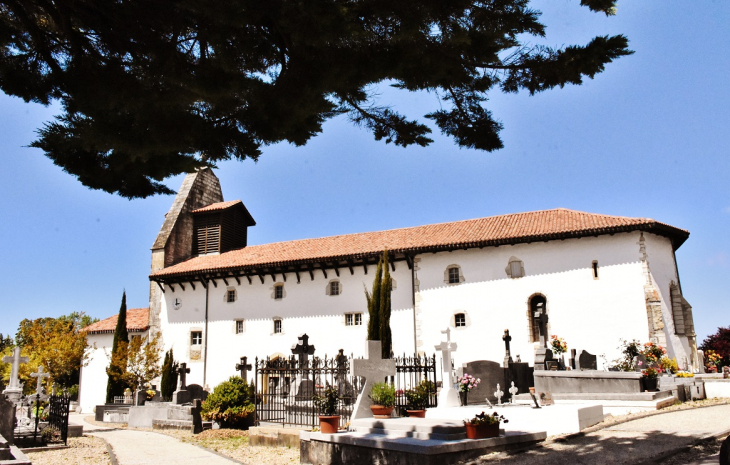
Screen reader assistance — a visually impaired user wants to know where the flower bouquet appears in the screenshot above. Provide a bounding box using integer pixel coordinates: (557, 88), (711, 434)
(642, 342), (666, 365)
(457, 373), (480, 406)
(550, 335), (568, 355)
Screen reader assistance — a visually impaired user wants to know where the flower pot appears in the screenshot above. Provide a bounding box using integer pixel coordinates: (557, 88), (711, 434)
(643, 377), (658, 392)
(319, 415), (341, 434)
(464, 422), (499, 439)
(459, 391), (468, 406)
(370, 405), (394, 419)
(406, 410), (426, 418)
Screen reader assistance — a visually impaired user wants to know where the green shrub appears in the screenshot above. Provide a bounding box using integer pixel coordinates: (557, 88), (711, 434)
(369, 382), (395, 407)
(201, 377), (256, 429)
(313, 386), (339, 416)
(66, 384), (79, 401)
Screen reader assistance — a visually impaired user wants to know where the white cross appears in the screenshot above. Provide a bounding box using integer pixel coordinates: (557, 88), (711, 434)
(494, 383), (504, 405)
(351, 340), (396, 419)
(2, 347), (29, 391)
(30, 366), (50, 397)
(508, 382), (519, 404)
(435, 328), (460, 407)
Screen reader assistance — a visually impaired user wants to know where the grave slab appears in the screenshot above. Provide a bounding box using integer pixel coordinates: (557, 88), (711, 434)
(534, 370), (644, 394)
(704, 379), (730, 398)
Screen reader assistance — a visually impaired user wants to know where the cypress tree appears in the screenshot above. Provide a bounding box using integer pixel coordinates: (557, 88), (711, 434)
(105, 291), (129, 403)
(379, 250), (393, 359)
(160, 348), (178, 401)
(366, 258), (383, 341)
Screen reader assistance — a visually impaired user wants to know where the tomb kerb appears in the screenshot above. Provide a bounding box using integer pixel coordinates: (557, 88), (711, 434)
(351, 340), (396, 419)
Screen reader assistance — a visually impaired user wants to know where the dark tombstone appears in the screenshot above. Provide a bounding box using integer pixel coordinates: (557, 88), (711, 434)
(633, 354), (647, 372)
(236, 357), (252, 383)
(720, 435), (730, 465)
(191, 399), (203, 434)
(134, 389), (146, 406)
(459, 361), (504, 404)
(502, 330), (513, 368)
(0, 395), (15, 445)
(178, 363), (191, 390)
(578, 350), (598, 370)
(187, 384), (209, 402)
(172, 363), (192, 404)
(335, 349), (353, 401)
(291, 333), (316, 368)
(504, 362), (534, 399)
(533, 308), (554, 371)
(569, 349), (577, 370)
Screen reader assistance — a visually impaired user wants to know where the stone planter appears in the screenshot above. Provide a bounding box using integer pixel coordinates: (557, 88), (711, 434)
(406, 410), (426, 418)
(318, 415), (341, 434)
(643, 377), (658, 392)
(464, 422), (499, 439)
(459, 391), (468, 406)
(370, 405), (394, 419)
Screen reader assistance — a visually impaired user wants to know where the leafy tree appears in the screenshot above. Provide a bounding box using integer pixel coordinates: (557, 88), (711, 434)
(379, 250), (393, 359)
(700, 326), (730, 367)
(0, 0), (630, 198)
(107, 333), (162, 392)
(0, 334), (13, 352)
(106, 292), (129, 403)
(160, 348), (179, 401)
(8, 313), (92, 392)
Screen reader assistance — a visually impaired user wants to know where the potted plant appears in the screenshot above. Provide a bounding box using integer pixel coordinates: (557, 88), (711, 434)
(641, 367), (662, 391)
(463, 411), (508, 439)
(369, 382), (396, 418)
(404, 381), (430, 418)
(457, 373), (480, 406)
(313, 386), (340, 433)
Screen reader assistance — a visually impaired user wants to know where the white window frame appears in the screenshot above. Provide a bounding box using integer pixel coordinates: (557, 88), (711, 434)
(191, 331), (203, 345)
(454, 313), (466, 327)
(274, 284), (284, 300)
(273, 319), (282, 334)
(345, 313), (363, 326)
(227, 289), (236, 303)
(235, 320), (245, 334)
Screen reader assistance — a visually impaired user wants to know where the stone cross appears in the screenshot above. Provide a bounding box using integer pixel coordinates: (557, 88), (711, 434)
(291, 333), (316, 367)
(177, 363), (191, 390)
(435, 328), (460, 408)
(502, 329), (513, 367)
(508, 382), (519, 404)
(236, 356), (252, 382)
(494, 384), (504, 405)
(351, 340), (396, 419)
(534, 308), (549, 348)
(30, 366), (50, 397)
(2, 347), (29, 391)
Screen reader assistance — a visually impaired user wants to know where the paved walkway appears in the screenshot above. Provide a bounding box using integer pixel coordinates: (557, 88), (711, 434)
(468, 404), (730, 464)
(72, 415), (239, 464)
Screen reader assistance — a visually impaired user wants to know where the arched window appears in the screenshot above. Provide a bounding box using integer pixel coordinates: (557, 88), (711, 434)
(454, 313), (466, 328)
(528, 294), (547, 343)
(444, 265), (464, 284)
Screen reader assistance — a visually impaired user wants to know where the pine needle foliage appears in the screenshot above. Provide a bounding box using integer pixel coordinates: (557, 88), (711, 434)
(106, 292), (129, 403)
(160, 348), (179, 402)
(0, 0), (629, 198)
(379, 250), (393, 359)
(366, 258), (383, 341)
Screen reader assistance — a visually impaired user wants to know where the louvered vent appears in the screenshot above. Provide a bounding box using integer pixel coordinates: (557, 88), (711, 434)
(191, 201), (256, 257)
(194, 215), (221, 255)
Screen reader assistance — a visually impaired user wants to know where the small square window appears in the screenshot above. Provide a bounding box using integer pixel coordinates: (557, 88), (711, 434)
(274, 285), (283, 300)
(354, 313), (362, 326)
(454, 313), (466, 327)
(330, 281), (340, 296)
(274, 319), (282, 334)
(345, 314), (353, 326)
(448, 267), (460, 284)
(191, 331), (203, 345)
(235, 320), (244, 334)
(227, 290), (236, 303)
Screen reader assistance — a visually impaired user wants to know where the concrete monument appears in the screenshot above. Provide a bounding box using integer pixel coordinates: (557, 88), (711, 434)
(351, 340), (396, 420)
(435, 328), (459, 408)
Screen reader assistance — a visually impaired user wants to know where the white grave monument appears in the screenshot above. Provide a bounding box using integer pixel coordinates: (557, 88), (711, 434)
(509, 382), (519, 404)
(351, 340), (396, 420)
(2, 347), (29, 402)
(30, 366), (50, 400)
(435, 328), (460, 408)
(494, 384), (504, 405)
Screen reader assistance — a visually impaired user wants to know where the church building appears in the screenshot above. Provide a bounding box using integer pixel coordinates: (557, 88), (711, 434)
(79, 168), (698, 411)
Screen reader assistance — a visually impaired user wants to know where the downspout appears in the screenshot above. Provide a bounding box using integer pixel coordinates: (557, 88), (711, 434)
(203, 278), (210, 389)
(410, 254), (418, 354)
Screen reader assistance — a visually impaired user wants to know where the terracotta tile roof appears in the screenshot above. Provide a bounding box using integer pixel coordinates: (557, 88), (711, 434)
(191, 200), (242, 213)
(84, 308), (150, 334)
(150, 208), (689, 280)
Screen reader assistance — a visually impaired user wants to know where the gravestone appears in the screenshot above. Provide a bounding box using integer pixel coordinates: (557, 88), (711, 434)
(502, 330), (513, 367)
(533, 308), (554, 371)
(292, 334), (316, 401)
(236, 356), (252, 383)
(172, 363), (191, 404)
(459, 361), (503, 404)
(135, 389), (147, 406)
(435, 328), (460, 408)
(633, 354), (647, 372)
(187, 384), (208, 402)
(504, 362), (534, 399)
(577, 351), (598, 371)
(2, 348), (29, 402)
(697, 350), (706, 374)
(291, 334), (316, 367)
(30, 366), (50, 400)
(508, 382), (519, 404)
(351, 340), (396, 420)
(494, 384), (504, 405)
(191, 399), (203, 434)
(0, 395), (15, 445)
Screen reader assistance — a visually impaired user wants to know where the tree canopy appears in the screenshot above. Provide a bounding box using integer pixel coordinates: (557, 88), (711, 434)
(0, 0), (630, 198)
(701, 326), (730, 365)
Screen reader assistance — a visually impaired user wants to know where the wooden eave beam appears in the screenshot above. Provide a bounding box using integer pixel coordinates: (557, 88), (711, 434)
(308, 265), (315, 281)
(234, 276), (241, 285)
(222, 277), (229, 286)
(346, 260), (354, 275)
(258, 274), (265, 284)
(271, 273), (276, 283)
(321, 267), (327, 279)
(156, 281), (165, 293)
(281, 272), (287, 282)
(390, 260), (396, 272)
(363, 261), (368, 275)
(295, 271), (301, 283)
(405, 255), (413, 270)
(246, 275), (252, 285)
(200, 279), (208, 289)
(190, 281), (196, 290)
(179, 282), (186, 291)
(334, 266), (340, 277)
(169, 284), (175, 292)
(210, 279), (217, 288)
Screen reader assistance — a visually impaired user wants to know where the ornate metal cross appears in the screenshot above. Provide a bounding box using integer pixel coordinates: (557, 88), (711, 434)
(236, 356), (252, 381)
(177, 363), (191, 390)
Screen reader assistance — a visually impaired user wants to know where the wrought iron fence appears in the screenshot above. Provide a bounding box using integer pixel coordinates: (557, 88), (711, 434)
(254, 355), (360, 429)
(394, 353), (439, 415)
(12, 393), (71, 446)
(47, 394), (71, 445)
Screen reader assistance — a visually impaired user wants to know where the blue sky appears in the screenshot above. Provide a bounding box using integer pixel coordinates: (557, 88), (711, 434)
(0, 1), (728, 346)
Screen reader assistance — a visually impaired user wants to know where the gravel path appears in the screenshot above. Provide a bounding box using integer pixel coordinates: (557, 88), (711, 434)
(466, 404), (730, 464)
